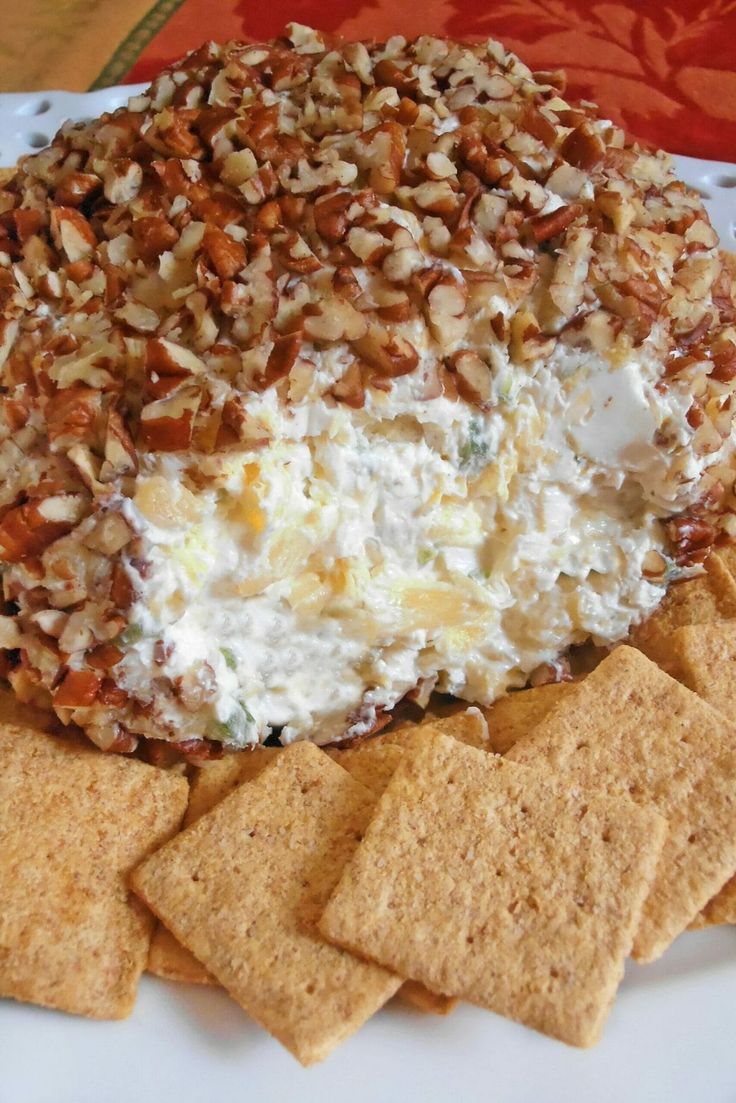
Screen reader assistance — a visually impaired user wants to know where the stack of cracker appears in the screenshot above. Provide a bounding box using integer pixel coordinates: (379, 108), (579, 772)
(130, 645), (736, 1062)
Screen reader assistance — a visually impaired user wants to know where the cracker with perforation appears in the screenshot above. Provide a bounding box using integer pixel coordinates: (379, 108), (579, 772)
(507, 646), (736, 961)
(149, 742), (403, 985)
(132, 742), (401, 1066)
(187, 746), (279, 823)
(325, 739), (456, 1015)
(665, 622), (736, 929)
(148, 747), (279, 985)
(630, 551), (736, 669)
(0, 724), (188, 1018)
(151, 740), (448, 1013)
(320, 731), (664, 1047)
(482, 682), (579, 755)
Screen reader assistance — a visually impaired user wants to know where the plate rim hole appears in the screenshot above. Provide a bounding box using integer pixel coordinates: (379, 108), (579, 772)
(24, 131), (50, 149)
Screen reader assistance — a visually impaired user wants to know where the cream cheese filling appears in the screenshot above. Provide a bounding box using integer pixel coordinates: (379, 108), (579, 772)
(115, 333), (714, 747)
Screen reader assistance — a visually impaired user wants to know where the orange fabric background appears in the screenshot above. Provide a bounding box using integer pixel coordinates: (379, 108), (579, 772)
(124, 0), (736, 161)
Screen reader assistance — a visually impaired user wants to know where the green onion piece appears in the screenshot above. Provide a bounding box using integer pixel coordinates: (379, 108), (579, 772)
(120, 623), (144, 645)
(220, 647), (237, 671)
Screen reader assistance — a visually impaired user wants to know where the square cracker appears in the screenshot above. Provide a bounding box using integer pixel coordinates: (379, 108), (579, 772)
(507, 646), (736, 961)
(149, 744), (406, 986)
(629, 551), (736, 669)
(148, 747), (279, 985)
(667, 623), (736, 713)
(187, 746), (279, 823)
(482, 683), (578, 755)
(326, 740), (457, 1015)
(132, 741), (402, 1065)
(664, 623), (736, 929)
(0, 724), (188, 1018)
(152, 741), (450, 1013)
(320, 731), (664, 1047)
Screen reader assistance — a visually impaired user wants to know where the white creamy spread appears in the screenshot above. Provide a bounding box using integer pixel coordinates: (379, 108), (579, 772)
(117, 330), (710, 746)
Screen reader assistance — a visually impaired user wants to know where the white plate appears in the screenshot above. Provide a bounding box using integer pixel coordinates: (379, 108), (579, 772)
(1, 87), (736, 1103)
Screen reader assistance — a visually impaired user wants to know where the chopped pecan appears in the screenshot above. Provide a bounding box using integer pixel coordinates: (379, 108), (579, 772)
(303, 298), (368, 342)
(0, 501), (77, 562)
(527, 203), (582, 243)
(259, 332), (302, 389)
(332, 266), (362, 300)
(448, 350), (493, 406)
(314, 191), (354, 244)
(352, 325), (419, 377)
(275, 231), (321, 274)
(54, 172), (102, 208)
(45, 386), (102, 446)
(50, 207), (97, 263)
(331, 361), (365, 408)
(138, 388), (201, 451)
(666, 516), (718, 563)
(202, 225), (247, 280)
(110, 561), (136, 609)
(560, 123), (606, 171)
(53, 669), (101, 708)
(359, 121), (406, 195)
(100, 407), (138, 481)
(132, 215), (179, 263)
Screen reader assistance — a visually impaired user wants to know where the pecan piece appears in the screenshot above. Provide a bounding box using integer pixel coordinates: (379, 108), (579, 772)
(303, 298), (367, 342)
(448, 349), (492, 406)
(560, 123), (606, 171)
(138, 388), (201, 452)
(53, 669), (101, 708)
(527, 203), (582, 243)
(202, 225), (247, 280)
(45, 386), (102, 446)
(0, 501), (77, 562)
(54, 172), (102, 208)
(331, 361), (366, 408)
(360, 121), (406, 195)
(353, 326), (419, 377)
(132, 215), (179, 263)
(258, 333), (302, 389)
(100, 407), (138, 481)
(314, 191), (354, 245)
(50, 207), (97, 263)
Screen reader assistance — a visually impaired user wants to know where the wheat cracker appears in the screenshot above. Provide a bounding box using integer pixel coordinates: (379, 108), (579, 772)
(507, 646), (736, 960)
(132, 742), (401, 1065)
(320, 731), (664, 1047)
(0, 724), (188, 1018)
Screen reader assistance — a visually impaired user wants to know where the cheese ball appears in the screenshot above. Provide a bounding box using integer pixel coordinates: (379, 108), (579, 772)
(0, 25), (734, 751)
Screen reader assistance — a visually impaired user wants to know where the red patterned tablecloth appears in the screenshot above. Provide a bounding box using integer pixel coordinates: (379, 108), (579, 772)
(116, 0), (736, 161)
